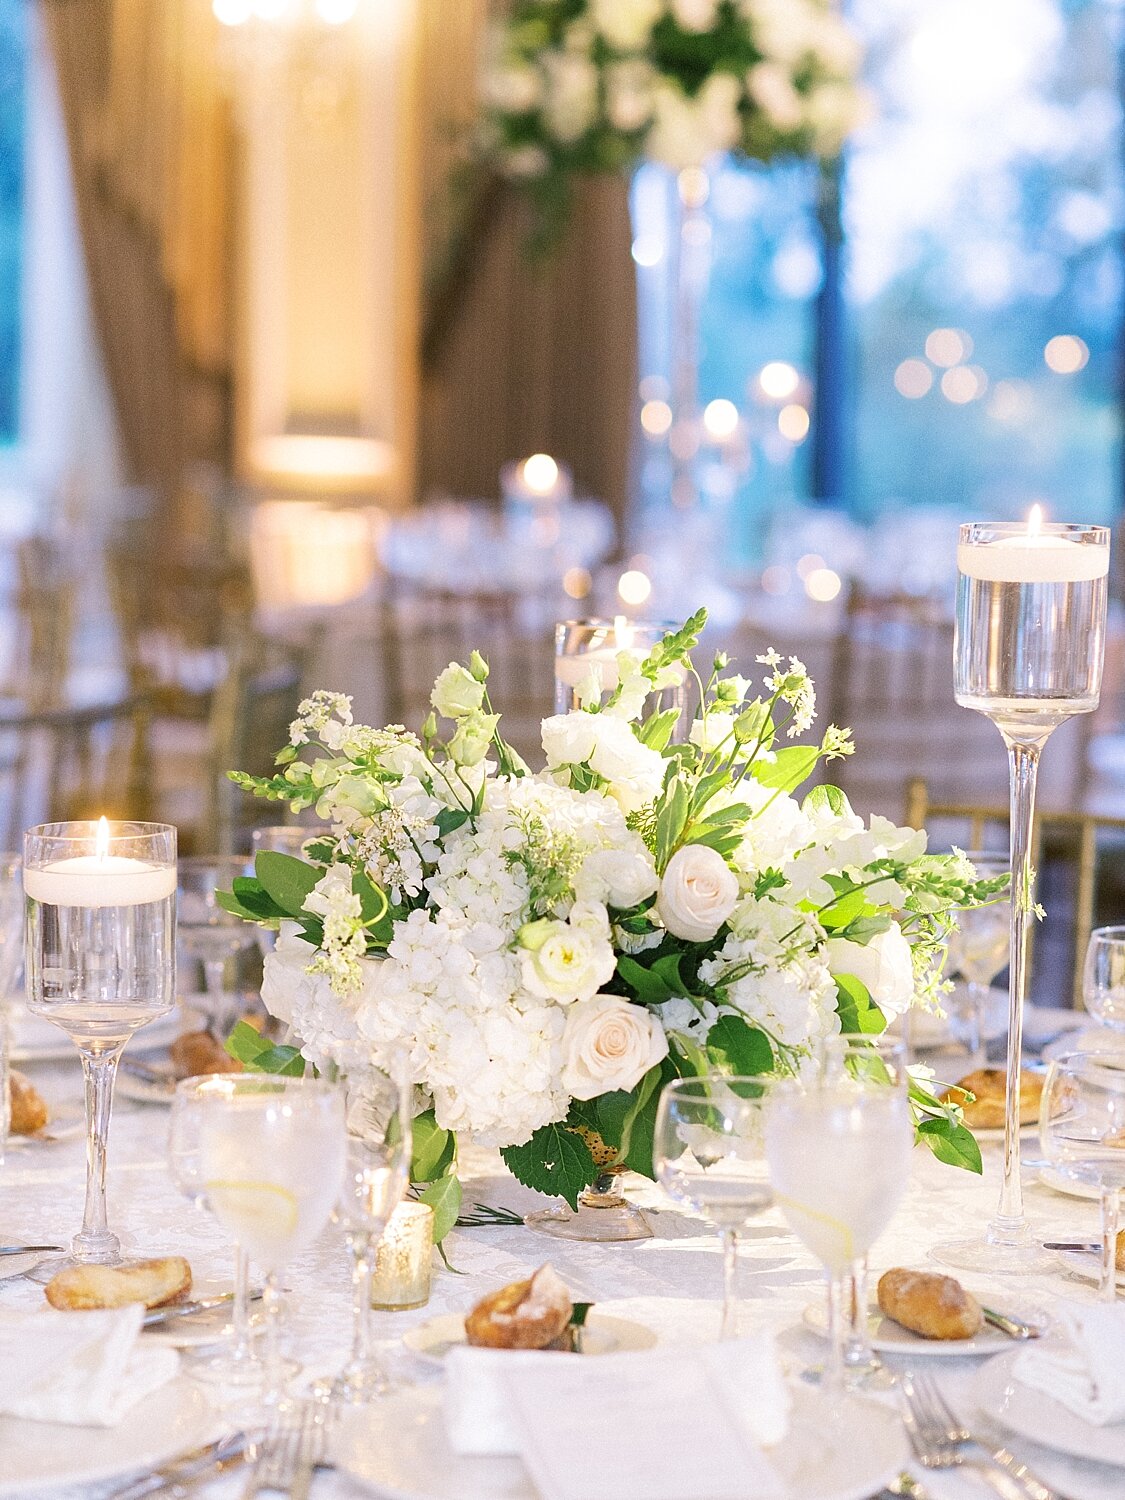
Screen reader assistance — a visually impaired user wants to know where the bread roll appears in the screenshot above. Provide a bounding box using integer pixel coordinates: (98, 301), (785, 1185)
(169, 1030), (242, 1079)
(950, 1068), (1043, 1130)
(877, 1267), (983, 1340)
(9, 1069), (48, 1135)
(465, 1264), (574, 1350)
(45, 1256), (192, 1311)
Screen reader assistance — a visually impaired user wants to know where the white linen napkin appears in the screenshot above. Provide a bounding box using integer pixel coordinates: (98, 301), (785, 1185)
(0, 1304), (179, 1427)
(444, 1336), (790, 1500)
(1015, 1301), (1125, 1425)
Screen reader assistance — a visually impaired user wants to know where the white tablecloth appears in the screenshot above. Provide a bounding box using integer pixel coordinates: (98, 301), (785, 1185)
(2, 1052), (1121, 1499)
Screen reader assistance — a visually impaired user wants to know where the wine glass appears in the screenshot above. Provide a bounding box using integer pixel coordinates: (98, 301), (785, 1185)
(946, 851), (1010, 1067)
(320, 1066), (412, 1402)
(939, 517), (1110, 1274)
(0, 854), (23, 1160)
(1083, 927), (1125, 1032)
(653, 1075), (773, 1340)
(765, 1035), (913, 1389)
(177, 856), (256, 1040)
(1040, 1052), (1125, 1300)
(192, 1074), (346, 1409)
(170, 1076), (264, 1388)
(24, 820), (176, 1269)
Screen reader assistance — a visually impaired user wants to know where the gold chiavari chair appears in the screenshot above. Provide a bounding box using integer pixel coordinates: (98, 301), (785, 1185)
(906, 777), (1125, 1009)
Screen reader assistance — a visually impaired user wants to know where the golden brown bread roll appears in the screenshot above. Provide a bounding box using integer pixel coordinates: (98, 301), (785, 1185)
(949, 1068), (1043, 1130)
(877, 1268), (983, 1340)
(169, 1030), (243, 1079)
(45, 1256), (192, 1311)
(465, 1264), (574, 1350)
(9, 1069), (48, 1134)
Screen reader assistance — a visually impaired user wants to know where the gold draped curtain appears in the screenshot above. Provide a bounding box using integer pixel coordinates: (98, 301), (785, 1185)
(415, 0), (637, 531)
(41, 0), (234, 497)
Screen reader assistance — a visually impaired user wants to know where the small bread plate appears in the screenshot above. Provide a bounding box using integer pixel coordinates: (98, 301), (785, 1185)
(0, 1251), (49, 1282)
(141, 1277), (239, 1348)
(973, 1347), (1125, 1467)
(1055, 1249), (1125, 1289)
(335, 1382), (908, 1500)
(0, 1379), (212, 1496)
(802, 1298), (1047, 1357)
(403, 1308), (657, 1365)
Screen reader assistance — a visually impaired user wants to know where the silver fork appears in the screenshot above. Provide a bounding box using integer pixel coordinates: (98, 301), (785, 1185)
(899, 1370), (1059, 1500)
(242, 1403), (318, 1499)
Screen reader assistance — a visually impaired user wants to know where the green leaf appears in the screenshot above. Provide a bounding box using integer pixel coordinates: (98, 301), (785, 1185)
(706, 1015), (774, 1075)
(655, 777), (691, 871)
(224, 1021), (307, 1076)
(616, 956), (678, 1005)
(570, 1302), (594, 1329)
(803, 783), (849, 817)
(501, 1124), (598, 1209)
(435, 807), (470, 838)
(352, 869), (389, 929)
(215, 887), (279, 924)
(254, 851), (323, 918)
(412, 1110), (456, 1181)
(224, 1019), (272, 1066)
(819, 876), (879, 930)
(419, 1172), (463, 1244)
(751, 745), (820, 794)
(638, 707), (682, 751)
(833, 975), (887, 1035)
(917, 1118), (983, 1174)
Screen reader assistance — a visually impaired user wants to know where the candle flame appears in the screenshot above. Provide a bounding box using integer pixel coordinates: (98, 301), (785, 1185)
(1028, 503), (1044, 538)
(95, 816), (110, 862)
(613, 614), (634, 651)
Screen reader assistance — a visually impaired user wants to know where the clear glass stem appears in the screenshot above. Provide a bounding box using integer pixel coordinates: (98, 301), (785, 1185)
(260, 1268), (286, 1407)
(843, 1258), (873, 1368)
(989, 734), (1043, 1246)
(0, 1006), (9, 1164)
(231, 1244), (253, 1359)
(342, 1236), (377, 1383)
(1100, 1186), (1119, 1302)
(75, 1045), (124, 1262)
(719, 1227), (739, 1340)
(204, 959), (229, 1037)
(825, 1270), (848, 1392)
(964, 979), (987, 1069)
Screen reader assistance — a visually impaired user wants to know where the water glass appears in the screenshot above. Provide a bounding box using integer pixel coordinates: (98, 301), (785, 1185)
(946, 851), (1010, 1065)
(765, 1036), (912, 1388)
(1041, 1052), (1125, 1300)
(177, 856), (256, 1039)
(1084, 927), (1125, 1032)
(653, 1075), (773, 1339)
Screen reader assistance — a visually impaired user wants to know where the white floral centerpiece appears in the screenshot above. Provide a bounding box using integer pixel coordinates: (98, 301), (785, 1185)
(478, 0), (871, 229)
(222, 611), (1002, 1241)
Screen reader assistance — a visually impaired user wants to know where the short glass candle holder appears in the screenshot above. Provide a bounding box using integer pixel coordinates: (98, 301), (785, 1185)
(554, 617), (684, 717)
(370, 1202), (434, 1311)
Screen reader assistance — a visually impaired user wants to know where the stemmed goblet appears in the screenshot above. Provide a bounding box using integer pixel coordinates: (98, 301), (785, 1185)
(24, 820), (176, 1268)
(653, 1075), (773, 1340)
(1083, 927), (1125, 1032)
(765, 1035), (913, 1390)
(1040, 1052), (1125, 1301)
(937, 516), (1109, 1274)
(177, 856), (256, 1040)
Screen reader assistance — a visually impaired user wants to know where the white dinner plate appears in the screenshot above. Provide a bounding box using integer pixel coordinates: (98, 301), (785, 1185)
(4, 1102), (85, 1149)
(116, 1061), (178, 1106)
(802, 1297), (1049, 1357)
(1056, 1249), (1125, 1289)
(973, 1347), (1125, 1467)
(0, 1378), (213, 1496)
(1037, 1165), (1102, 1200)
(335, 1382), (908, 1500)
(141, 1277), (239, 1348)
(403, 1309), (658, 1365)
(0, 1251), (47, 1281)
(9, 1005), (189, 1063)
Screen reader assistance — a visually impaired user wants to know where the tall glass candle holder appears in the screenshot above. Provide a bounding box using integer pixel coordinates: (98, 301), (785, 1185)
(935, 516), (1109, 1274)
(554, 617), (684, 717)
(24, 819), (176, 1267)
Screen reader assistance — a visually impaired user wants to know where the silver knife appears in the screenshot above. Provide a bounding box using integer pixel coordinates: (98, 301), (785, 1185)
(0, 1244), (63, 1255)
(142, 1290), (262, 1328)
(106, 1431), (255, 1500)
(981, 1306), (1045, 1339)
(1042, 1240), (1101, 1253)
(989, 1444), (1060, 1500)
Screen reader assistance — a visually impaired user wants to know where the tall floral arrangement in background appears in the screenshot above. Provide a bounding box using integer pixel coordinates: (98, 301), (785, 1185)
(479, 0), (869, 224)
(222, 612), (1003, 1242)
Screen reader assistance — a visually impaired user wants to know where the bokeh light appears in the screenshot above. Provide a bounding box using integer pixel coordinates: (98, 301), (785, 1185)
(631, 237), (663, 268)
(214, 0), (253, 22)
(703, 398), (740, 440)
(316, 0), (356, 19)
(940, 366), (984, 404)
(758, 362), (801, 400)
(925, 328), (973, 367)
(796, 552), (826, 580)
(894, 358), (933, 398)
(805, 567), (842, 602)
(618, 570), (653, 606)
(520, 454), (559, 493)
(778, 404), (811, 442)
(1043, 334), (1089, 373)
(562, 567), (592, 600)
(640, 400), (673, 437)
(760, 565), (791, 595)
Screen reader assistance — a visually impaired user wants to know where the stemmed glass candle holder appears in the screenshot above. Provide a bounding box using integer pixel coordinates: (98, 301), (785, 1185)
(938, 515), (1109, 1274)
(554, 618), (683, 716)
(24, 820), (176, 1267)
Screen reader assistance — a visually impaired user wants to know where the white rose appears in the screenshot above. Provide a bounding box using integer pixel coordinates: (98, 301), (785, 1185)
(671, 0), (720, 32)
(260, 920), (314, 1025)
(589, 0), (662, 50)
(519, 918), (617, 1005)
(561, 994), (669, 1099)
(575, 846), (659, 910)
(431, 662), (485, 719)
(657, 844), (740, 942)
(542, 711), (599, 769)
(825, 924), (915, 1017)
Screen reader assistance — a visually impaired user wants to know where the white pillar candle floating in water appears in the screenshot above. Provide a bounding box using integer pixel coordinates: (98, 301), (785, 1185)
(22, 818), (178, 907)
(501, 453), (573, 507)
(957, 504), (1110, 583)
(554, 615), (635, 692)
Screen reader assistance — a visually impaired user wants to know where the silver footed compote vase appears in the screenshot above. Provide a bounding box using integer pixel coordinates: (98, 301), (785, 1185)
(935, 516), (1109, 1274)
(24, 819), (177, 1270)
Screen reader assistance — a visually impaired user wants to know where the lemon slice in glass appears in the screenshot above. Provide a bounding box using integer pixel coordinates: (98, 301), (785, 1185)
(204, 1179), (300, 1245)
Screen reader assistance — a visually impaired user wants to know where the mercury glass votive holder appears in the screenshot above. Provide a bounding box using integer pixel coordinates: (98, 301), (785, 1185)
(370, 1201), (434, 1310)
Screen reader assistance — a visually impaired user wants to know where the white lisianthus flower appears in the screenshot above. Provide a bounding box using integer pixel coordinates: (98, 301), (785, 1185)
(432, 662), (486, 720)
(519, 913), (617, 1005)
(561, 994), (669, 1099)
(826, 924), (916, 1017)
(542, 711), (598, 768)
(689, 709), (742, 757)
(589, 0), (662, 50)
(448, 710), (499, 767)
(671, 0), (721, 32)
(575, 845), (659, 910)
(484, 63), (542, 114)
(303, 865), (361, 921)
(542, 50), (598, 144)
(657, 844), (740, 941)
(746, 62), (804, 131)
(543, 711), (665, 813)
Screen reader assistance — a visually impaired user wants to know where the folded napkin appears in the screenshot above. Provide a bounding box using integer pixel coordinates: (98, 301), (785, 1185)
(0, 1304), (179, 1427)
(445, 1336), (790, 1500)
(1016, 1301), (1125, 1425)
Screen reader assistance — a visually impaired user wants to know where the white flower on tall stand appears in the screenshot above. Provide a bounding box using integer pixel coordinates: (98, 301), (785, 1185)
(657, 844), (739, 941)
(561, 994), (669, 1099)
